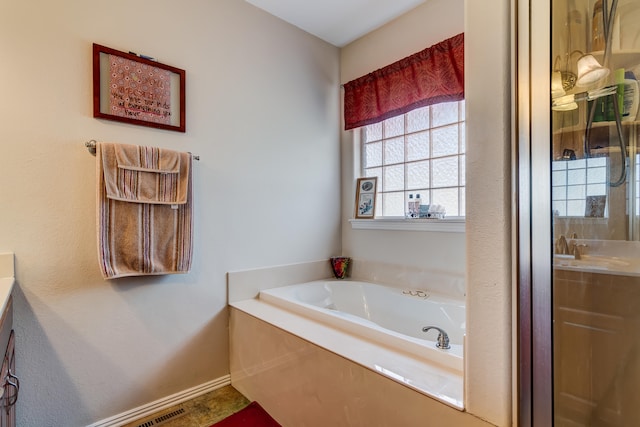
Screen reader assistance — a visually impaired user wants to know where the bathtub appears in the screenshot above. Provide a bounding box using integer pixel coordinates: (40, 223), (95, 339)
(230, 276), (466, 409)
(259, 280), (464, 373)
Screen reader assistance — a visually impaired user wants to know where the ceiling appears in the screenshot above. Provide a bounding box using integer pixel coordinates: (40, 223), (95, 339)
(245, 0), (426, 47)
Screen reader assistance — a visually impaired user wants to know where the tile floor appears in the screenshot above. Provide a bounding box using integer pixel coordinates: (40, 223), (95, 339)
(123, 385), (250, 427)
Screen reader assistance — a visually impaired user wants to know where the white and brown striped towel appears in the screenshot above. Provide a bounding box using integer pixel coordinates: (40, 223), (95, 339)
(96, 142), (193, 279)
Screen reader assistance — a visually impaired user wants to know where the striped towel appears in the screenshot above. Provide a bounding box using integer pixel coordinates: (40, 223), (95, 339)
(96, 142), (193, 279)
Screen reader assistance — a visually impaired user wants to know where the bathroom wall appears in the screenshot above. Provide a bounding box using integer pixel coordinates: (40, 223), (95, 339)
(340, 0), (513, 425)
(464, 0), (512, 425)
(340, 0), (466, 275)
(0, 1), (340, 425)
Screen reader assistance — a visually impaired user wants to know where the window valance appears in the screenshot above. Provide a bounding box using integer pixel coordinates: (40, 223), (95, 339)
(343, 33), (464, 131)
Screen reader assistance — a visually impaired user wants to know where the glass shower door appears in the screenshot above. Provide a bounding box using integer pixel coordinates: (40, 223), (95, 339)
(551, 0), (640, 425)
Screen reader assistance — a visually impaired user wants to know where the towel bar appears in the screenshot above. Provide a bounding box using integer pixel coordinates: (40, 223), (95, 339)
(84, 140), (200, 161)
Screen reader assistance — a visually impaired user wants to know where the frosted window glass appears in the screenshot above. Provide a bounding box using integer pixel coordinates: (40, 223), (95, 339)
(365, 123), (382, 142)
(407, 131), (429, 161)
(567, 169), (585, 185)
(567, 185), (585, 199)
(586, 183), (606, 196)
(432, 188), (459, 216)
(552, 161), (567, 171)
(384, 115), (404, 138)
(567, 200), (585, 216)
(384, 137), (404, 165)
(407, 107), (430, 133)
(432, 102), (458, 127)
(553, 186), (567, 200)
(365, 142), (382, 168)
(383, 191), (405, 216)
(432, 157), (459, 187)
(359, 99), (465, 218)
(567, 159), (586, 169)
(552, 170), (567, 186)
(553, 201), (567, 216)
(365, 168), (382, 193)
(551, 155), (608, 218)
(588, 157), (607, 167)
(587, 167), (606, 184)
(432, 125), (459, 157)
(407, 160), (429, 190)
(384, 164), (404, 191)
(365, 167), (381, 179)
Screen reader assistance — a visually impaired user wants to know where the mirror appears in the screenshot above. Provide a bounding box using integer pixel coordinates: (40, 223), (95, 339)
(551, 0), (640, 241)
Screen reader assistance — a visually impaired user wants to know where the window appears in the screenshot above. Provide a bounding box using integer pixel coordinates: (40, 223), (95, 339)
(552, 157), (608, 217)
(361, 100), (466, 218)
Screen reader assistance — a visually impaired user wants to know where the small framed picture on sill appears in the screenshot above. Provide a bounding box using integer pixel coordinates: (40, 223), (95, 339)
(354, 177), (377, 219)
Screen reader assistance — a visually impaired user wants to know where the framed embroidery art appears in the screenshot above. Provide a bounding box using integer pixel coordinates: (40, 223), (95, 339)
(354, 177), (377, 219)
(93, 43), (186, 132)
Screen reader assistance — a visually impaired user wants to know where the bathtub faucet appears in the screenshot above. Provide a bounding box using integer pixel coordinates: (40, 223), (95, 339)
(421, 326), (451, 350)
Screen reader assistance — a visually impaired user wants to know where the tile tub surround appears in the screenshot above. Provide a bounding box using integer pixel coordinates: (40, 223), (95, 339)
(348, 258), (465, 298)
(227, 260), (333, 303)
(230, 308), (491, 427)
(227, 258), (465, 303)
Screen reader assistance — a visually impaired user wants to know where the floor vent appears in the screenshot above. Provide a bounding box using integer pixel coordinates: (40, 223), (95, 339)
(134, 407), (187, 427)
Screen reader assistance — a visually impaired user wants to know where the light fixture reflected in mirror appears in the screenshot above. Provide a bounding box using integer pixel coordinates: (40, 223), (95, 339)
(552, 55), (578, 95)
(551, 71), (566, 98)
(552, 94), (578, 111)
(576, 54), (610, 86)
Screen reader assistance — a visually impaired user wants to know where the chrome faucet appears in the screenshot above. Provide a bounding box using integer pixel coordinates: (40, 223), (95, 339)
(421, 326), (451, 350)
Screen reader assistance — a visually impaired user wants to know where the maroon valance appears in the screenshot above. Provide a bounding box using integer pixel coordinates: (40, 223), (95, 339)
(343, 33), (464, 131)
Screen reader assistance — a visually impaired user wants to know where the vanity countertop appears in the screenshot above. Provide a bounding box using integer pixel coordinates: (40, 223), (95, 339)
(0, 253), (15, 315)
(554, 240), (640, 277)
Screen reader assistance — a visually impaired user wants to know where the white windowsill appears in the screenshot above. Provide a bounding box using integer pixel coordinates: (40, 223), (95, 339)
(349, 217), (465, 232)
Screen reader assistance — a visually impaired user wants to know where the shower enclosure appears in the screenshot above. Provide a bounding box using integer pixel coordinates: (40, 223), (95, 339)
(519, 0), (640, 425)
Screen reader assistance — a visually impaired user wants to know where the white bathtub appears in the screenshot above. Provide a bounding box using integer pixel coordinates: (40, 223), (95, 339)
(259, 280), (464, 373)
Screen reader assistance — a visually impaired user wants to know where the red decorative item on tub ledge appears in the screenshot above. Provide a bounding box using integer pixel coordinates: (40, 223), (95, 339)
(210, 402), (280, 427)
(330, 256), (351, 279)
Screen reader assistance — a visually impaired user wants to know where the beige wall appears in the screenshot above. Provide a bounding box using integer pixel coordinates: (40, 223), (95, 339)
(340, 0), (513, 425)
(0, 1), (340, 425)
(465, 0), (512, 425)
(340, 0), (467, 277)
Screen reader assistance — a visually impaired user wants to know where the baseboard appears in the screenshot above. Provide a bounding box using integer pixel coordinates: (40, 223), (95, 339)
(86, 375), (231, 427)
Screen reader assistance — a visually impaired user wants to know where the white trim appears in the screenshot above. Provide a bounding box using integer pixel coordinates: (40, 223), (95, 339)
(85, 375), (231, 427)
(349, 217), (465, 232)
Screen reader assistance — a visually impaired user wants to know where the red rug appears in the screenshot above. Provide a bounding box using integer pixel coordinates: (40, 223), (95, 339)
(210, 402), (281, 427)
